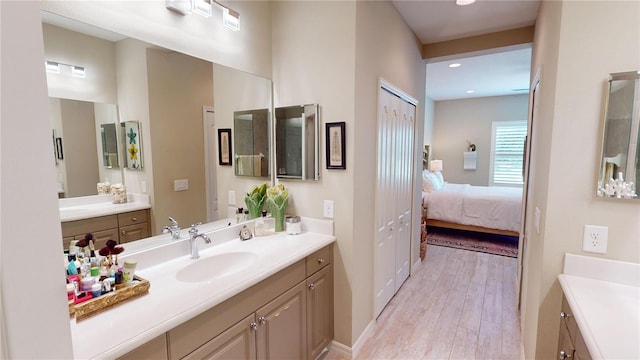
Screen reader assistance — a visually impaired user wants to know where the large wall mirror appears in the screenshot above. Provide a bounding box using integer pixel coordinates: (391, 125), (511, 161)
(234, 109), (270, 178)
(275, 104), (320, 181)
(42, 11), (273, 250)
(597, 71), (640, 199)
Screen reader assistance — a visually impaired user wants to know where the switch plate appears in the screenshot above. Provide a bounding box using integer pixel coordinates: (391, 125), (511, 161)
(534, 207), (541, 234)
(583, 225), (608, 254)
(140, 181), (147, 193)
(228, 190), (236, 205)
(323, 200), (334, 219)
(174, 179), (189, 191)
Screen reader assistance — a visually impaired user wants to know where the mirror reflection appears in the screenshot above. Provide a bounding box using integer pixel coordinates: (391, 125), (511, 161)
(100, 123), (119, 169)
(597, 71), (640, 199)
(43, 12), (273, 248)
(275, 104), (320, 180)
(234, 109), (270, 177)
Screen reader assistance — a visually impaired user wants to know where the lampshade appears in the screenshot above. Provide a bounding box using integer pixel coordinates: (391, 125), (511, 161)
(429, 160), (443, 172)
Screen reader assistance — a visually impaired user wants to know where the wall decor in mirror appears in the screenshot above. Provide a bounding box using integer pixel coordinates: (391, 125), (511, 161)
(122, 121), (143, 170)
(275, 104), (320, 180)
(234, 109), (270, 177)
(597, 71), (639, 199)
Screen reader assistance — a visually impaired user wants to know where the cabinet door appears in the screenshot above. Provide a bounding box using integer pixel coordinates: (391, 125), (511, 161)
(256, 281), (307, 360)
(119, 223), (149, 243)
(307, 265), (333, 360)
(117, 334), (168, 360)
(183, 314), (256, 360)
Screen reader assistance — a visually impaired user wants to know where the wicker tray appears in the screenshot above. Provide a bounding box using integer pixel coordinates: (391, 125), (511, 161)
(69, 275), (150, 321)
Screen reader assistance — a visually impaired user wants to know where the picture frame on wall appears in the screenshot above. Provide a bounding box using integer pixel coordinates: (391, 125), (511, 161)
(218, 128), (232, 166)
(55, 137), (64, 160)
(325, 122), (346, 170)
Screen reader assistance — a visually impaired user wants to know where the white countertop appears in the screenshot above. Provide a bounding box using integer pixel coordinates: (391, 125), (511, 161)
(559, 254), (640, 360)
(69, 219), (335, 359)
(59, 194), (151, 222)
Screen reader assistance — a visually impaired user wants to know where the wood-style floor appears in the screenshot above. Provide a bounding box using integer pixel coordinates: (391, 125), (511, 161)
(325, 244), (521, 360)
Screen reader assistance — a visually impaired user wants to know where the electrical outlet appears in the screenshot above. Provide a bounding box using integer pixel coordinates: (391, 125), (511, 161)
(174, 179), (189, 191)
(583, 225), (608, 254)
(323, 200), (334, 219)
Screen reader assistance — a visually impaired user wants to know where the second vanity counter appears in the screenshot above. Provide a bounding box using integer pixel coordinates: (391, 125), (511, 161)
(69, 220), (335, 359)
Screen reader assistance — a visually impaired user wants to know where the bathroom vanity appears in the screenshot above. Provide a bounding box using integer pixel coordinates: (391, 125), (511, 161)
(59, 194), (151, 250)
(558, 254), (640, 360)
(69, 218), (335, 359)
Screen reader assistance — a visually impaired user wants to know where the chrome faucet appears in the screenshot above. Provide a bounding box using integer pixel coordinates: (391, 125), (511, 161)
(162, 217), (181, 240)
(188, 223), (211, 259)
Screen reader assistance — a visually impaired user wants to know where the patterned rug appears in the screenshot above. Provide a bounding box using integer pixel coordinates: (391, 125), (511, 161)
(426, 226), (519, 258)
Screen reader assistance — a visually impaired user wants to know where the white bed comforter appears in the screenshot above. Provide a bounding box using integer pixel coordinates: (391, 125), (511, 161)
(422, 183), (522, 232)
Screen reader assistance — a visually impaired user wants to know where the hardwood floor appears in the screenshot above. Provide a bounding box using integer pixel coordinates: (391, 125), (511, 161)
(325, 244), (521, 360)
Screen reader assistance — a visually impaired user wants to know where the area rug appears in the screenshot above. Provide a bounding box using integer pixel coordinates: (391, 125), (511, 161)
(426, 226), (519, 258)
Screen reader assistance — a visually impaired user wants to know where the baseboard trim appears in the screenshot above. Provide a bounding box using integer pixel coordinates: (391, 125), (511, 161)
(328, 340), (351, 358)
(351, 319), (375, 358)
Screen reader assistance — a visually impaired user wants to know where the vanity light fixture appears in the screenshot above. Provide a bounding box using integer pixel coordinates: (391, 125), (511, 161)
(448, 63), (461, 68)
(466, 90), (475, 94)
(222, 6), (240, 31)
(71, 66), (86, 78)
(192, 0), (212, 18)
(165, 0), (192, 15)
(456, 0), (476, 5)
(45, 61), (60, 74)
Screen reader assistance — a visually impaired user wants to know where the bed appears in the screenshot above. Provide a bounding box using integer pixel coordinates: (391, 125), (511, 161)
(421, 171), (522, 237)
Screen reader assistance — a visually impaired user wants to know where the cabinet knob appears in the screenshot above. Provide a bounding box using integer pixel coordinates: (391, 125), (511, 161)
(559, 350), (572, 359)
(131, 217), (138, 222)
(250, 322), (258, 331)
(560, 311), (572, 319)
(317, 258), (325, 265)
(121, 230), (126, 235)
(258, 316), (266, 325)
(308, 283), (315, 290)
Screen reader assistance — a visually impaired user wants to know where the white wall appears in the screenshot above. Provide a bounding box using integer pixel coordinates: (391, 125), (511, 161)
(1, 2), (74, 357)
(424, 96), (435, 148)
(522, 1), (640, 359)
(432, 95), (529, 186)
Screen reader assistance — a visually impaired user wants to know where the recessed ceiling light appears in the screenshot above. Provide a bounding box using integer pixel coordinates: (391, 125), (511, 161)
(448, 63), (461, 68)
(466, 90), (475, 94)
(456, 0), (476, 5)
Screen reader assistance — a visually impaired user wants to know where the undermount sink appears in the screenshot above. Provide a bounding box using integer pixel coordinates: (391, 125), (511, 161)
(176, 251), (258, 283)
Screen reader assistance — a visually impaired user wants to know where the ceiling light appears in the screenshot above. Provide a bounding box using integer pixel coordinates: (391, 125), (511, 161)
(165, 0), (192, 15)
(456, 0), (476, 5)
(222, 7), (240, 31)
(192, 0), (212, 17)
(448, 63), (461, 68)
(466, 90), (475, 94)
(45, 61), (60, 74)
(72, 66), (86, 78)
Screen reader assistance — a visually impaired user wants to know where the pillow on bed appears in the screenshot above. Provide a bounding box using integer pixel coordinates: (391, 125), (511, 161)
(422, 170), (444, 192)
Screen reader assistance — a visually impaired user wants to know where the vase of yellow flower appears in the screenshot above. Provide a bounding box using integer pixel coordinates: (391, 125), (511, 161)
(266, 184), (288, 232)
(245, 183), (268, 219)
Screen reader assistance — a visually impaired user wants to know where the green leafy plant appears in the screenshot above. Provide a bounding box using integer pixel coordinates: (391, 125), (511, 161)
(245, 183), (268, 219)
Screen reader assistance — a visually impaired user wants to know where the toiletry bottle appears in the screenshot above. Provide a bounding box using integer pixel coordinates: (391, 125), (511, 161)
(236, 207), (243, 223)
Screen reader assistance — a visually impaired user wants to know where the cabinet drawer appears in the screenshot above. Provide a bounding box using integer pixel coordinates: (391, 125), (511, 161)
(119, 223), (149, 243)
(61, 215), (118, 238)
(117, 209), (148, 227)
(306, 245), (332, 277)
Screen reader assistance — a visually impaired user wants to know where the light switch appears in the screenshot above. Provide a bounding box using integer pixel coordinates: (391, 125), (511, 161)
(323, 200), (334, 219)
(228, 190), (236, 205)
(174, 179), (189, 191)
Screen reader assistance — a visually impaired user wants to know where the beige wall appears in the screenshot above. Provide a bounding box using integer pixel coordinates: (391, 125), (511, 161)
(424, 96), (435, 149)
(522, 1), (640, 359)
(147, 48), (212, 233)
(432, 95), (529, 186)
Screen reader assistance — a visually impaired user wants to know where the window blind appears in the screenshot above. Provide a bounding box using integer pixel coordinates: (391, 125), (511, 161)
(490, 121), (527, 186)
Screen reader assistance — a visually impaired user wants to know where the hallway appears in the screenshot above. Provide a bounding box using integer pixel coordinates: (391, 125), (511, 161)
(327, 244), (522, 359)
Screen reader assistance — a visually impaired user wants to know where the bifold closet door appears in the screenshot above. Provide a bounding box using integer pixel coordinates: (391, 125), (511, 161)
(374, 87), (415, 318)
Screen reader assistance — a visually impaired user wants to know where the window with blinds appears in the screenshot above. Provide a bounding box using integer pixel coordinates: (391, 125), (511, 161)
(490, 121), (527, 186)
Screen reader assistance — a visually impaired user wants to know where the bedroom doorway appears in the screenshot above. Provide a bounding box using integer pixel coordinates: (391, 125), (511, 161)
(373, 80), (418, 318)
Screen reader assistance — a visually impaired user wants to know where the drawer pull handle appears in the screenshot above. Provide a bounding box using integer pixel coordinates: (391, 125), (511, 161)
(559, 350), (571, 359)
(131, 217), (138, 222)
(317, 258), (325, 265)
(560, 311), (572, 319)
(250, 322), (258, 331)
(258, 316), (266, 325)
(308, 283), (315, 290)
(121, 230), (126, 235)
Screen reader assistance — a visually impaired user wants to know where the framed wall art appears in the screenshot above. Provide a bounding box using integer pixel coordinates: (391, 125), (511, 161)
(218, 128), (232, 166)
(325, 122), (345, 170)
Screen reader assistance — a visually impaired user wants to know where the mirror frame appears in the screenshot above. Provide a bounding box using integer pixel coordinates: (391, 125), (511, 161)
(596, 70), (640, 200)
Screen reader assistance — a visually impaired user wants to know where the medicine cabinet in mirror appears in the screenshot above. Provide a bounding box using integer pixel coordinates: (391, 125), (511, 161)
(233, 109), (270, 178)
(597, 71), (639, 199)
(275, 104), (320, 180)
(100, 123), (119, 168)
